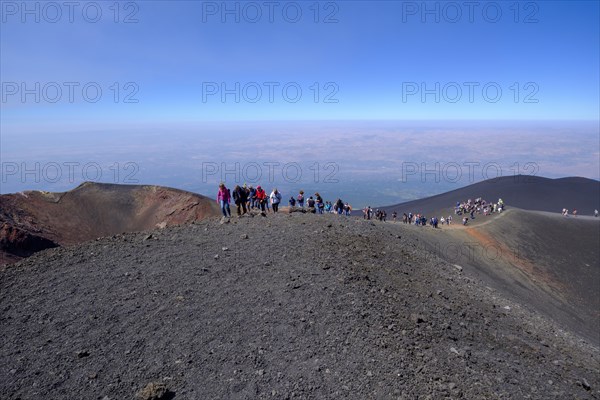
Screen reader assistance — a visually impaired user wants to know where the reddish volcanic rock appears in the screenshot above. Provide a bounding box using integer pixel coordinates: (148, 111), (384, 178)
(0, 224), (58, 258)
(0, 182), (219, 264)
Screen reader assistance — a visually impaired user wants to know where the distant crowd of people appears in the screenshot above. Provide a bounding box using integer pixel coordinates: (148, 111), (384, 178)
(216, 183), (352, 218)
(455, 197), (504, 217)
(362, 206), (454, 228)
(562, 208), (599, 217)
(362, 196), (506, 228)
(217, 184), (600, 224)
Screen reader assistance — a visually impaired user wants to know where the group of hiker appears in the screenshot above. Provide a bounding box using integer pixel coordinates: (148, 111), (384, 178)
(216, 184), (352, 217)
(362, 196), (505, 228)
(361, 207), (454, 227)
(562, 208), (599, 217)
(289, 191), (353, 215)
(455, 197), (504, 217)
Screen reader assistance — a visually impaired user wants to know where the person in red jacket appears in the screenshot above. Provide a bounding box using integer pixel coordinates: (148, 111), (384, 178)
(217, 183), (231, 218)
(255, 185), (267, 213)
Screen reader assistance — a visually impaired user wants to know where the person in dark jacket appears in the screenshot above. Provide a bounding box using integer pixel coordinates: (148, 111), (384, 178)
(233, 185), (248, 216)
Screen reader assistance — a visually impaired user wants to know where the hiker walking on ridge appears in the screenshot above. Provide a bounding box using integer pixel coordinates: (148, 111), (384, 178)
(289, 196), (296, 207)
(217, 183), (231, 218)
(248, 186), (256, 210)
(335, 199), (344, 215)
(307, 196), (316, 213)
(232, 185), (248, 216)
(297, 191), (305, 208)
(343, 203), (350, 216)
(255, 185), (267, 214)
(270, 188), (282, 213)
(315, 193), (324, 214)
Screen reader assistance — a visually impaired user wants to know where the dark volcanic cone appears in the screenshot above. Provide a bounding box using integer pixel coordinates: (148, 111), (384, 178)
(382, 175), (600, 217)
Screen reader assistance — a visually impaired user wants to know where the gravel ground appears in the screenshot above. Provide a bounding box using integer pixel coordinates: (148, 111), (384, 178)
(1, 212), (598, 399)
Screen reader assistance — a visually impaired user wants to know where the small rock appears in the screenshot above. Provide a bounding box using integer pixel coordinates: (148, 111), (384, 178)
(214, 254), (219, 260)
(264, 262), (270, 266)
(222, 247), (229, 251)
(136, 381), (170, 400)
(143, 234), (153, 241)
(410, 313), (426, 323)
(76, 350), (90, 358)
(453, 264), (463, 272)
(241, 234), (249, 239)
(450, 347), (460, 355)
(581, 378), (591, 390)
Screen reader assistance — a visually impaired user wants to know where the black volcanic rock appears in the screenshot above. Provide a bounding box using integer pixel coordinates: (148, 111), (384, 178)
(1, 213), (598, 399)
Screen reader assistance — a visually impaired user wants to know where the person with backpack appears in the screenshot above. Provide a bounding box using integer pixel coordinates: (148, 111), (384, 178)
(314, 193), (324, 214)
(248, 186), (256, 209)
(255, 185), (267, 214)
(335, 199), (344, 215)
(270, 188), (282, 213)
(217, 183), (231, 218)
(232, 185), (248, 216)
(289, 196), (296, 207)
(307, 196), (316, 213)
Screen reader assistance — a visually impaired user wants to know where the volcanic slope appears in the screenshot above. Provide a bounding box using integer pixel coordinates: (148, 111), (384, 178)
(1, 212), (598, 399)
(0, 182), (220, 264)
(382, 175), (600, 216)
(411, 208), (600, 344)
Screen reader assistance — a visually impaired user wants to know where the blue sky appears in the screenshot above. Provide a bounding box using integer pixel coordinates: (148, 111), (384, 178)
(1, 0), (599, 126)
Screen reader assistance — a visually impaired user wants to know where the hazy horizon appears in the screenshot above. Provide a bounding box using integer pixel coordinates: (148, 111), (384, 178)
(2, 120), (598, 207)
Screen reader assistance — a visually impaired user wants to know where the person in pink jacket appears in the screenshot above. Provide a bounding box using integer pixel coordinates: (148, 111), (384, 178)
(217, 183), (231, 217)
